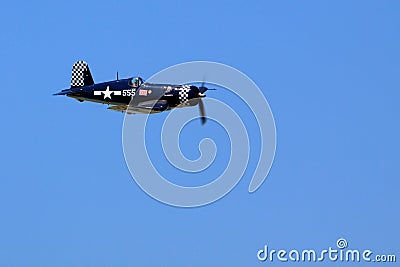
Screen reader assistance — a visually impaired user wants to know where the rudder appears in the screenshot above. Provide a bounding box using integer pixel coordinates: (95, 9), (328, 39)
(70, 61), (94, 88)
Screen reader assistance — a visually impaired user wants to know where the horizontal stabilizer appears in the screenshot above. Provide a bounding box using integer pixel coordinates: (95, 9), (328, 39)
(53, 88), (81, 96)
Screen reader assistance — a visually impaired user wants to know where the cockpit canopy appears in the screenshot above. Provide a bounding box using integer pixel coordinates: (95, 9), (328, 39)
(129, 77), (144, 88)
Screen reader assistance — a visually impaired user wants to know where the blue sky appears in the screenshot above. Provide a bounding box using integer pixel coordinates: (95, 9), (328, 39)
(1, 0), (399, 266)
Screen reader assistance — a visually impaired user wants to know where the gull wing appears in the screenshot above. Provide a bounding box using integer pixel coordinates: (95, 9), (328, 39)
(108, 100), (169, 114)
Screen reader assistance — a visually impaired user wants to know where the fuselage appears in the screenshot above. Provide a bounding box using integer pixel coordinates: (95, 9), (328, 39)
(56, 77), (204, 111)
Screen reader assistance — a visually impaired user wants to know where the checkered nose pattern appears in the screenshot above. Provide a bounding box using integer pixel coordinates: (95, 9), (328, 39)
(178, 85), (191, 105)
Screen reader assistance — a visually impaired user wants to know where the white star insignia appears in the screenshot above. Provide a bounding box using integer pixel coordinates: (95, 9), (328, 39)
(102, 86), (113, 99)
(93, 86), (122, 100)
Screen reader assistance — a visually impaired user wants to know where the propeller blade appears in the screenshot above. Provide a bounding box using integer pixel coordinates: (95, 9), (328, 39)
(199, 98), (206, 125)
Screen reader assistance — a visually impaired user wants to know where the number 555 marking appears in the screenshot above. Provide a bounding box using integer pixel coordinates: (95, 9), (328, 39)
(122, 89), (136, 97)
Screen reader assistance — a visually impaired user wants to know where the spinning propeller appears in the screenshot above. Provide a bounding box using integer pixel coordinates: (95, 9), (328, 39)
(195, 81), (216, 125)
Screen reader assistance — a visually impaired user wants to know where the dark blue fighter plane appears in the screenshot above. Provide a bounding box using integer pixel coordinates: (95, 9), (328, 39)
(54, 61), (211, 124)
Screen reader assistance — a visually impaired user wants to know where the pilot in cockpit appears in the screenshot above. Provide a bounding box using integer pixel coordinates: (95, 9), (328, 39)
(130, 77), (143, 88)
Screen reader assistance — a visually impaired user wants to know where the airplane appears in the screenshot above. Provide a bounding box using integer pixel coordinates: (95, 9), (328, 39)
(54, 61), (213, 124)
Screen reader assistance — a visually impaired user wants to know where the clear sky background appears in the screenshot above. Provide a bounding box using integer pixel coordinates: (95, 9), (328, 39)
(1, 1), (399, 266)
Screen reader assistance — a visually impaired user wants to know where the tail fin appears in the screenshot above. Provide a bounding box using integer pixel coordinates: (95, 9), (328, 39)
(70, 61), (94, 88)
